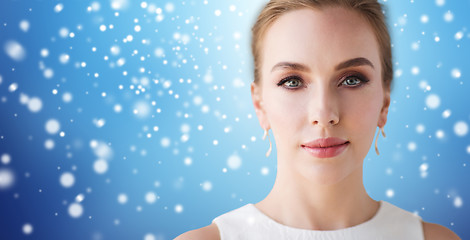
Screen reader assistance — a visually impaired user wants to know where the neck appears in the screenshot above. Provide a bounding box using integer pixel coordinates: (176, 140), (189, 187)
(255, 163), (379, 230)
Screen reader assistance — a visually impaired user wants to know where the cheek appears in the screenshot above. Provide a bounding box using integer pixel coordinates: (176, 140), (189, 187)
(340, 90), (383, 144)
(264, 90), (307, 137)
(344, 99), (379, 126)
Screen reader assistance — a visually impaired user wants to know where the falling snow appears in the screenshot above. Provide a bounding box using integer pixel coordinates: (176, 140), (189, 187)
(451, 68), (461, 79)
(68, 202), (83, 218)
(436, 130), (446, 139)
(93, 159), (108, 174)
(117, 193), (128, 204)
(407, 142), (417, 152)
(1, 153), (11, 165)
(60, 172), (75, 188)
(27, 97), (43, 113)
(425, 94), (440, 109)
(44, 139), (55, 150)
(174, 204), (183, 213)
(454, 196), (463, 208)
(22, 223), (33, 235)
(201, 181), (212, 191)
(145, 191), (157, 204)
(442, 109), (451, 119)
(386, 189), (395, 198)
(0, 1), (467, 239)
(0, 169), (15, 189)
(62, 92), (73, 103)
(45, 119), (61, 135)
(416, 124), (425, 134)
(19, 20), (30, 32)
(453, 121), (468, 137)
(443, 11), (454, 22)
(4, 40), (26, 61)
(227, 154), (242, 170)
(143, 234), (154, 240)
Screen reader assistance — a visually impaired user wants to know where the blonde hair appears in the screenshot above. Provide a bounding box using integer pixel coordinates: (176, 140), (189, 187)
(251, 0), (392, 90)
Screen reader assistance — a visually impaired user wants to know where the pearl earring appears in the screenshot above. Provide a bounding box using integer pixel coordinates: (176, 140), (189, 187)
(375, 127), (386, 155)
(263, 128), (272, 157)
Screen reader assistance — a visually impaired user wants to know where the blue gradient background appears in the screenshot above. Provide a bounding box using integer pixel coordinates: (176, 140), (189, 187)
(0, 0), (469, 239)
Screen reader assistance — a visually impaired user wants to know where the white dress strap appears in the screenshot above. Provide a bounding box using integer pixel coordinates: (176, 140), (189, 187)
(212, 200), (424, 240)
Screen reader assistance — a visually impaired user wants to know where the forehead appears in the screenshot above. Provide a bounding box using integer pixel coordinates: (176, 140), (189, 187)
(261, 7), (380, 75)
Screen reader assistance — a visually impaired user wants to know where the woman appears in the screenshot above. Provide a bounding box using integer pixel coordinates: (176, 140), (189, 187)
(176, 0), (461, 239)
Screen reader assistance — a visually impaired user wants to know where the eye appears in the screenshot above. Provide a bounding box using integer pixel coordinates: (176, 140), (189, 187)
(340, 76), (365, 87)
(277, 76), (303, 89)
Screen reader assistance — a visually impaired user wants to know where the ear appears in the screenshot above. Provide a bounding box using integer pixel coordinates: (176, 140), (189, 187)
(251, 82), (270, 130)
(378, 89), (391, 128)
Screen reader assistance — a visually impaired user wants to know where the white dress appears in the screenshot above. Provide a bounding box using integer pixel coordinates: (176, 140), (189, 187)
(212, 200), (424, 240)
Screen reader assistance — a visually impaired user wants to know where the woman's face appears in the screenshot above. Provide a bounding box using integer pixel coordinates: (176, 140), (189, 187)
(252, 7), (390, 185)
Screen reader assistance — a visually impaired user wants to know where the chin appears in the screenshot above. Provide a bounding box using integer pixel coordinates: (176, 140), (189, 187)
(298, 163), (353, 186)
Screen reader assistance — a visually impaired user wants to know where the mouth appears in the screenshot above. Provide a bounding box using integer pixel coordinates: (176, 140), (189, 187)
(301, 141), (350, 148)
(301, 138), (350, 158)
(301, 137), (350, 148)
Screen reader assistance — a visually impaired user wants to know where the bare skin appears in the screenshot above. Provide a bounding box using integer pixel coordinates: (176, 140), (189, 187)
(175, 6), (460, 240)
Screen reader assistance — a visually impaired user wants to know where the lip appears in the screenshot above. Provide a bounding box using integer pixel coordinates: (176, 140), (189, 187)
(301, 137), (350, 158)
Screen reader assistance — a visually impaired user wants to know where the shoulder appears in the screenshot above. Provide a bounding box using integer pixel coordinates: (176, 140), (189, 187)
(174, 223), (220, 240)
(422, 221), (460, 240)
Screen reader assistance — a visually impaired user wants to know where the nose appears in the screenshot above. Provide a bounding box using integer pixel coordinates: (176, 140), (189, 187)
(310, 87), (340, 127)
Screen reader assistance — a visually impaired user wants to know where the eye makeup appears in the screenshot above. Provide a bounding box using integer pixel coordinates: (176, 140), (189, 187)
(276, 70), (371, 91)
(276, 75), (304, 89)
(337, 71), (370, 88)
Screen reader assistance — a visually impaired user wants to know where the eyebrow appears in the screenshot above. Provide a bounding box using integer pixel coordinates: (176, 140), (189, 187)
(270, 57), (375, 73)
(271, 62), (310, 73)
(334, 57), (375, 71)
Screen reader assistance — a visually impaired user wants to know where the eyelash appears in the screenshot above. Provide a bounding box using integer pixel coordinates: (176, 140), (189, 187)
(276, 74), (370, 90)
